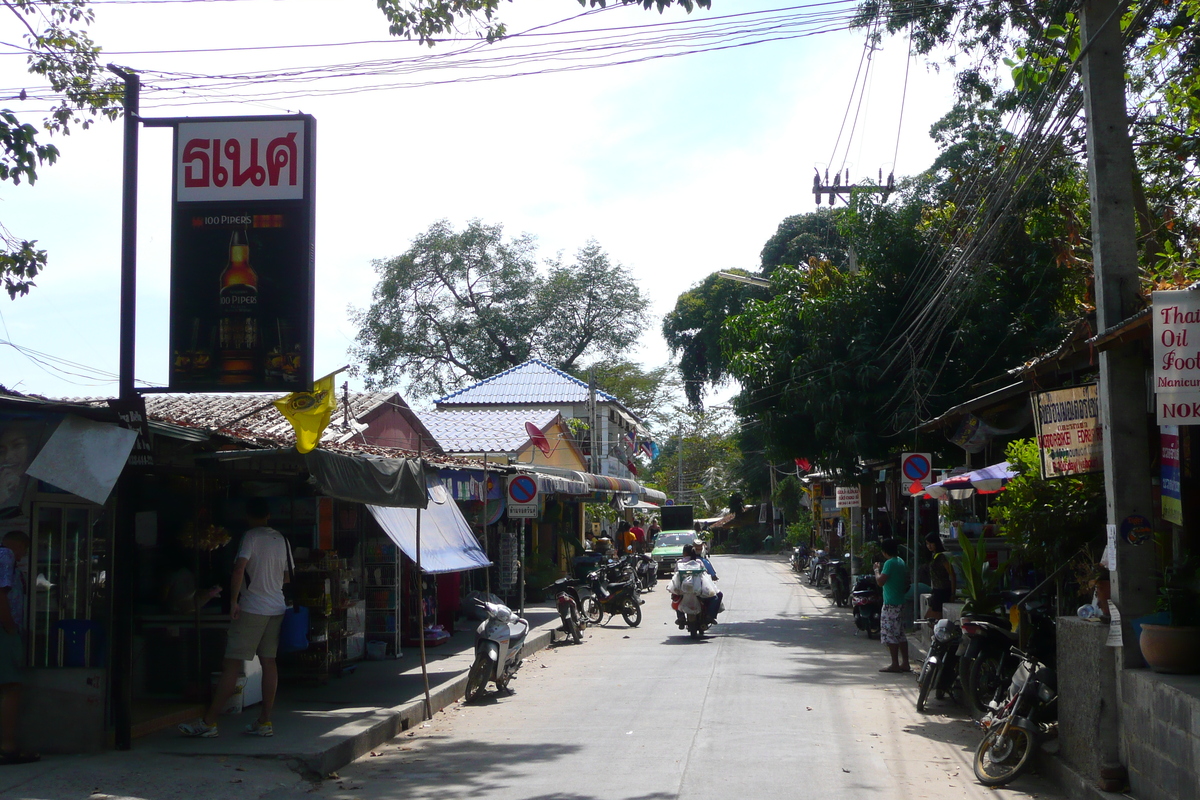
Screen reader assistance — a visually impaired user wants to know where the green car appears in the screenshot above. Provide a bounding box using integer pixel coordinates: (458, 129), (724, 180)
(652, 530), (697, 576)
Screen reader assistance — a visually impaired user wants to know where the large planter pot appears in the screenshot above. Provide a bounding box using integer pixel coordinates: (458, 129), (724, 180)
(1139, 624), (1200, 674)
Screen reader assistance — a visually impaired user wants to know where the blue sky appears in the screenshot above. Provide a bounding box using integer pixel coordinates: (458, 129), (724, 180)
(0, 0), (956, 405)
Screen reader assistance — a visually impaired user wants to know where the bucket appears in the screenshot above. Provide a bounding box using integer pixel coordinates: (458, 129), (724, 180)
(366, 640), (388, 660)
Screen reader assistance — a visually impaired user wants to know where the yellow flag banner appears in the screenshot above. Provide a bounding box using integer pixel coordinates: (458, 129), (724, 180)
(274, 374), (337, 454)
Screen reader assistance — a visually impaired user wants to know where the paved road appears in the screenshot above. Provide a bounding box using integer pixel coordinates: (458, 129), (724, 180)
(300, 555), (1063, 800)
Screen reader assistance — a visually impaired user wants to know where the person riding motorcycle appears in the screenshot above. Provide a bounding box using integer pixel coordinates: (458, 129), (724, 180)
(673, 544), (722, 628)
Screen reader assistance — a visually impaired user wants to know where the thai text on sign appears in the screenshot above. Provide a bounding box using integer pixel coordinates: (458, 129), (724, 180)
(835, 486), (861, 508)
(1032, 384), (1103, 478)
(1153, 290), (1200, 423)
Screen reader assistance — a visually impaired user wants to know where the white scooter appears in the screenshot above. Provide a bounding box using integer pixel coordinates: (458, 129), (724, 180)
(464, 601), (530, 702)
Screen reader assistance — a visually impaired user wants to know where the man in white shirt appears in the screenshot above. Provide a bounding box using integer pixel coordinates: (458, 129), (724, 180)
(179, 497), (290, 738)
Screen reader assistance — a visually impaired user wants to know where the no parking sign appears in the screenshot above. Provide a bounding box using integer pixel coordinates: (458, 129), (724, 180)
(507, 474), (539, 518)
(901, 452), (932, 493)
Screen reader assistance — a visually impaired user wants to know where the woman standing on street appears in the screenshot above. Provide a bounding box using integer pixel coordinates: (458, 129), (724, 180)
(925, 533), (956, 620)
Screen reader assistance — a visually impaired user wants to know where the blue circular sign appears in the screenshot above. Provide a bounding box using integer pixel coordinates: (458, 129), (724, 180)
(902, 454), (930, 481)
(508, 475), (538, 504)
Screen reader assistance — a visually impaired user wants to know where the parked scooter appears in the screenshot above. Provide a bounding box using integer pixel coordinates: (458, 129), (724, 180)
(808, 550), (829, 586)
(973, 646), (1057, 786)
(464, 601), (530, 702)
(916, 618), (963, 712)
(851, 576), (882, 637)
(961, 590), (1057, 716)
(828, 555), (851, 607)
(790, 546), (810, 573)
(586, 567), (644, 627)
(543, 576), (594, 644)
(631, 552), (658, 592)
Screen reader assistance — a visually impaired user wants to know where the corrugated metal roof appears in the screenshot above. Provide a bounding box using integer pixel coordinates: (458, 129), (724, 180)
(418, 407), (560, 453)
(435, 359), (619, 408)
(67, 392), (396, 448)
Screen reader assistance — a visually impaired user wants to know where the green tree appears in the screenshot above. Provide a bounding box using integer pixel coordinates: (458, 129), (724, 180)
(376, 0), (711, 44)
(2, 1), (122, 298)
(647, 407), (742, 514)
(989, 438), (1105, 574)
(352, 219), (647, 396)
(570, 357), (680, 433)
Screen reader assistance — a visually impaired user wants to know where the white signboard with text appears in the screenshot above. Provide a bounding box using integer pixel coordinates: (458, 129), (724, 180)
(177, 119), (307, 202)
(835, 486), (861, 508)
(1033, 384), (1103, 477)
(1153, 290), (1200, 423)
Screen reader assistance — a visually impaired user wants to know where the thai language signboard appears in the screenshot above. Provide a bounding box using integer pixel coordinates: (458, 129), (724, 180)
(1161, 425), (1183, 525)
(168, 115), (316, 392)
(835, 486), (861, 508)
(1152, 290), (1200, 423)
(1032, 384), (1103, 478)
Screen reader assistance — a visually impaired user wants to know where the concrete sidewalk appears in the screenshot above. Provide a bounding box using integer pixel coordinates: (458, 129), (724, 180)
(0, 604), (563, 798)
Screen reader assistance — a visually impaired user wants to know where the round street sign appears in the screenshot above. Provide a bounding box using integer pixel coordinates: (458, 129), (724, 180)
(508, 474), (538, 504)
(901, 453), (932, 482)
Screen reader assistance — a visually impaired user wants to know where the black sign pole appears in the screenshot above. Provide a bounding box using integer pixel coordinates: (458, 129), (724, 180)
(107, 64), (139, 751)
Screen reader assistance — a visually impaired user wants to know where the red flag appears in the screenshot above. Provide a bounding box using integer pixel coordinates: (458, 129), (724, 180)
(626, 460), (639, 476)
(794, 458), (811, 472)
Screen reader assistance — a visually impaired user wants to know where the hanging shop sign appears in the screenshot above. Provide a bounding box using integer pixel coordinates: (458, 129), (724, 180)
(835, 486), (861, 508)
(1161, 426), (1183, 526)
(506, 474), (540, 519)
(167, 115), (316, 392)
(1152, 290), (1200, 423)
(1032, 384), (1102, 478)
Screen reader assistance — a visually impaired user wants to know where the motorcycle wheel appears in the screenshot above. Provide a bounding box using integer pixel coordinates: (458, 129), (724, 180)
(967, 653), (1005, 716)
(464, 653), (490, 703)
(564, 614), (582, 644)
(621, 598), (642, 627)
(582, 598), (602, 625)
(689, 621), (703, 639)
(916, 660), (935, 713)
(973, 723), (1034, 786)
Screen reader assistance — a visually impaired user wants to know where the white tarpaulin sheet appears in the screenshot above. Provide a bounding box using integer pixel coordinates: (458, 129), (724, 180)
(25, 414), (137, 505)
(367, 485), (491, 574)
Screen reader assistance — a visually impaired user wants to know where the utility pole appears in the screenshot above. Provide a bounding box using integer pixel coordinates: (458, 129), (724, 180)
(588, 370), (598, 474)
(1079, 0), (1157, 662)
(812, 168), (895, 206)
(109, 64), (139, 752)
(677, 427), (684, 499)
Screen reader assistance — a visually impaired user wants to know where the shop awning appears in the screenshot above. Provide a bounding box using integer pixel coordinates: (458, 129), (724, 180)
(623, 500), (659, 510)
(367, 485), (491, 574)
(641, 487), (668, 503)
(529, 470), (589, 497)
(583, 473), (641, 494)
(304, 449), (428, 508)
(917, 461), (1017, 500)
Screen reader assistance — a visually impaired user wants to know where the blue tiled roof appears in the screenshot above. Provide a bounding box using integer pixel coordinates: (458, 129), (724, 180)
(435, 359), (620, 408)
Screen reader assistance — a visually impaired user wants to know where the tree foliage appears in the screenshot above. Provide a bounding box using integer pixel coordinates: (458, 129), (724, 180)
(376, 0), (712, 44)
(352, 219), (648, 397)
(2, 0), (122, 298)
(570, 357), (680, 434)
(989, 438), (1105, 574)
(646, 407), (742, 514)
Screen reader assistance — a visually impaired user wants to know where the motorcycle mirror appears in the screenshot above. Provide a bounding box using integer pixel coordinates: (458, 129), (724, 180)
(844, 553), (851, 559)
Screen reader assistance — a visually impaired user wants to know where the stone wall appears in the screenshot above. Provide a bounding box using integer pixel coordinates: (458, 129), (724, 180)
(1120, 669), (1200, 800)
(1057, 617), (1120, 783)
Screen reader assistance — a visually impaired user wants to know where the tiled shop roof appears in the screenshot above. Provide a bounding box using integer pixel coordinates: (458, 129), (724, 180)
(67, 392), (401, 448)
(435, 359), (622, 408)
(418, 407), (560, 453)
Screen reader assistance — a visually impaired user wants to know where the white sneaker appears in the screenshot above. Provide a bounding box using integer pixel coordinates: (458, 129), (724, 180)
(244, 721), (274, 737)
(177, 718), (218, 738)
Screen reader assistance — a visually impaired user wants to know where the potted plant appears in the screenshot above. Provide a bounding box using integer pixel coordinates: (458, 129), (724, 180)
(1139, 554), (1200, 674)
(1072, 554), (1111, 620)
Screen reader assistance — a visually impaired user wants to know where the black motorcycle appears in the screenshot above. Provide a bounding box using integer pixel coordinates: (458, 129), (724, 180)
(973, 646), (1057, 786)
(586, 568), (644, 627)
(543, 576), (595, 644)
(790, 547), (810, 573)
(916, 618), (962, 712)
(851, 576), (882, 637)
(828, 556), (850, 607)
(961, 590), (1057, 716)
(629, 552), (658, 592)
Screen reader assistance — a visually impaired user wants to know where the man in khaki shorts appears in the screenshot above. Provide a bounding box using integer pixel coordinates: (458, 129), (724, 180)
(179, 497), (290, 738)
